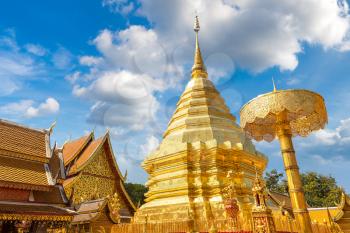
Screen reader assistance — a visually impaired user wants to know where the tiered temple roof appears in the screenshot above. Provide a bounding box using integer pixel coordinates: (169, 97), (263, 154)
(55, 131), (136, 230)
(0, 119), (53, 191)
(0, 119), (73, 231)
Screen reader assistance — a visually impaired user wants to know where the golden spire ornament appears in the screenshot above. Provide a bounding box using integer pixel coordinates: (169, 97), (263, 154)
(192, 15), (208, 79)
(272, 77), (277, 92)
(240, 85), (328, 233)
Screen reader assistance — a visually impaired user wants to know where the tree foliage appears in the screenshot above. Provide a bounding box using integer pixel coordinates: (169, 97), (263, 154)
(301, 172), (342, 207)
(264, 169), (288, 194)
(264, 169), (342, 207)
(124, 183), (148, 206)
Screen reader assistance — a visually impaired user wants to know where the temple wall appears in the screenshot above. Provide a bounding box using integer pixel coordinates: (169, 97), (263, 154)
(0, 187), (29, 201)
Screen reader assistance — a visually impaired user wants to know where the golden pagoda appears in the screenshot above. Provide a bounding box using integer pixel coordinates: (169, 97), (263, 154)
(134, 16), (267, 227)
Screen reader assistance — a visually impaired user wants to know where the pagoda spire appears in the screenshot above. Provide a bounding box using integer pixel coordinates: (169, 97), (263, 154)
(192, 15), (208, 79)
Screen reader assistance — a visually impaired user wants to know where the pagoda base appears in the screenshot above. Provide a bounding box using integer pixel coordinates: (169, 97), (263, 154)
(133, 195), (252, 225)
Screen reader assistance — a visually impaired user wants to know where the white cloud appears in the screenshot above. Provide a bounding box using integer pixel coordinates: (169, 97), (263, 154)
(0, 32), (47, 96)
(73, 71), (162, 130)
(309, 117), (350, 146)
(79, 56), (102, 66)
(65, 71), (81, 84)
(25, 44), (47, 56)
(140, 135), (159, 156)
(92, 26), (174, 80)
(311, 154), (348, 166)
(25, 97), (60, 118)
(0, 100), (34, 115)
(52, 46), (73, 69)
(137, 0), (350, 72)
(102, 0), (134, 15)
(0, 98), (60, 118)
(68, 25), (187, 132)
(67, 0), (350, 179)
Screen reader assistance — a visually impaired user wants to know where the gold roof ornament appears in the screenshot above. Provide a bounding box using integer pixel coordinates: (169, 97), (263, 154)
(272, 77), (277, 92)
(191, 15), (208, 79)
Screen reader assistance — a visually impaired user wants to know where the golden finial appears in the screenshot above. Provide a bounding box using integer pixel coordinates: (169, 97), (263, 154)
(272, 77), (277, 92)
(192, 15), (207, 79)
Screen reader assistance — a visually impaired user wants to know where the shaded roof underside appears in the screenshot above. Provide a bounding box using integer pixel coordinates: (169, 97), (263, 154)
(0, 201), (73, 216)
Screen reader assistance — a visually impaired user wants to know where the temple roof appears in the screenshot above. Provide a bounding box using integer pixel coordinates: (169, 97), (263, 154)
(72, 197), (133, 224)
(62, 133), (93, 166)
(0, 201), (74, 221)
(0, 155), (52, 191)
(61, 132), (136, 211)
(0, 119), (49, 161)
(68, 136), (104, 176)
(268, 191), (293, 211)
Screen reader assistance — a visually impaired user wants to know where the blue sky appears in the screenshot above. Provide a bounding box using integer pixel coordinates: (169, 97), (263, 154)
(1, 0), (350, 191)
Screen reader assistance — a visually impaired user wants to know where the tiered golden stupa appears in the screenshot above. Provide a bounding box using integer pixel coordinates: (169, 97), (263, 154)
(134, 16), (267, 225)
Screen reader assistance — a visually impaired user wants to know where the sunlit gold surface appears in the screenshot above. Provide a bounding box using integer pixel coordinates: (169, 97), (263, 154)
(251, 171), (277, 233)
(134, 16), (267, 227)
(240, 89), (328, 233)
(240, 89), (327, 142)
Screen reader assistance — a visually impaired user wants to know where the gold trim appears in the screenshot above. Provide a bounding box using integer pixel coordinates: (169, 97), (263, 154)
(0, 213), (73, 221)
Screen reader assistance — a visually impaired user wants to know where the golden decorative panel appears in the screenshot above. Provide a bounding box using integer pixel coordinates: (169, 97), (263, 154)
(84, 149), (114, 178)
(68, 149), (116, 204)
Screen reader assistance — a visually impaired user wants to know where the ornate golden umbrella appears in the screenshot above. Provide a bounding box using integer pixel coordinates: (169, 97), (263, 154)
(240, 87), (328, 233)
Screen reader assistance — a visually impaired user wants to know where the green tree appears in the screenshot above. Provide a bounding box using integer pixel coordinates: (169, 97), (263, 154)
(301, 172), (342, 207)
(264, 169), (288, 194)
(124, 183), (148, 206)
(264, 169), (342, 207)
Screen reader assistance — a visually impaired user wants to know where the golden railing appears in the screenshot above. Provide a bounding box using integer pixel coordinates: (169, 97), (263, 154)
(111, 218), (252, 233)
(108, 217), (339, 233)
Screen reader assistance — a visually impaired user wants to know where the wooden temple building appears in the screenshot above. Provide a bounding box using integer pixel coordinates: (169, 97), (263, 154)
(0, 119), (135, 232)
(0, 119), (74, 232)
(54, 131), (136, 232)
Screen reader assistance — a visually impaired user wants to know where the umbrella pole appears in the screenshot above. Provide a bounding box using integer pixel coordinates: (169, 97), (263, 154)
(276, 111), (313, 233)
